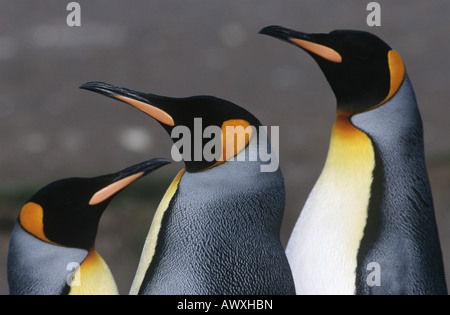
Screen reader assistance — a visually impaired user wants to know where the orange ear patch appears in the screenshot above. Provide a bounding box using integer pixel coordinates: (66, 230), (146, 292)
(290, 38), (342, 63)
(220, 119), (253, 162)
(208, 119), (253, 169)
(366, 50), (405, 111)
(20, 202), (56, 244)
(383, 50), (405, 104)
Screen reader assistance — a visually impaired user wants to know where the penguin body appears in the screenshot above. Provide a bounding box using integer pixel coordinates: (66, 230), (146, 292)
(137, 135), (289, 295)
(260, 26), (447, 295)
(80, 82), (295, 295)
(7, 158), (169, 295)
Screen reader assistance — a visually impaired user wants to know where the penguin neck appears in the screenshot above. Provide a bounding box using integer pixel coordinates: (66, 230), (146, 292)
(286, 110), (375, 294)
(321, 110), (375, 239)
(329, 112), (374, 163)
(68, 248), (118, 295)
(351, 75), (423, 158)
(322, 111), (376, 194)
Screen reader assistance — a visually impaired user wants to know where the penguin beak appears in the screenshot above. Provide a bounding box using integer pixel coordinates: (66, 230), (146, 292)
(89, 158), (171, 205)
(80, 82), (175, 127)
(259, 25), (342, 63)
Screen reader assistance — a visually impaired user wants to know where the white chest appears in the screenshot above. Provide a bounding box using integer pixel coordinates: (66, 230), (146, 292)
(286, 114), (375, 295)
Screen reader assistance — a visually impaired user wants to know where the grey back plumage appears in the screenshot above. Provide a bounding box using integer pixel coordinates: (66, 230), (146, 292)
(352, 75), (448, 294)
(8, 224), (88, 295)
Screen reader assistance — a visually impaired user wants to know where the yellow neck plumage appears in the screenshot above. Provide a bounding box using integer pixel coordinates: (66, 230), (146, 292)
(68, 249), (119, 295)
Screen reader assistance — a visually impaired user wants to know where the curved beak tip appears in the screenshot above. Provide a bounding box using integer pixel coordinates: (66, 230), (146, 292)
(134, 158), (172, 176)
(79, 81), (102, 91)
(79, 81), (120, 96)
(259, 25), (311, 42)
(259, 25), (284, 37)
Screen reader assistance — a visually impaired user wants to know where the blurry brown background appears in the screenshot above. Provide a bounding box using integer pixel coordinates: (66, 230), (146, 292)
(0, 1), (449, 295)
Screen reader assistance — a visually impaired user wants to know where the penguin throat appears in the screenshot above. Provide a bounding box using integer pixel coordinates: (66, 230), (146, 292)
(328, 112), (376, 166)
(326, 113), (376, 180)
(68, 249), (118, 295)
(290, 112), (376, 294)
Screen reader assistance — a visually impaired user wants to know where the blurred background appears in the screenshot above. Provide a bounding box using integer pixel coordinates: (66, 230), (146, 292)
(0, 0), (449, 294)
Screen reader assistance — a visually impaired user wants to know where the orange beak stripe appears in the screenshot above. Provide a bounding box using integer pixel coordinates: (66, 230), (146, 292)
(290, 38), (342, 63)
(115, 95), (175, 127)
(89, 172), (144, 205)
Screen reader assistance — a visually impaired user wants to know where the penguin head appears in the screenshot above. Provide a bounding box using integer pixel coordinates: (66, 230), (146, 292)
(80, 82), (261, 173)
(260, 26), (406, 113)
(19, 158), (170, 250)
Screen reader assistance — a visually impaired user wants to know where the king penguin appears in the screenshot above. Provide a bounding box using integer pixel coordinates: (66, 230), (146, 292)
(80, 82), (295, 295)
(260, 25), (448, 295)
(7, 158), (170, 295)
